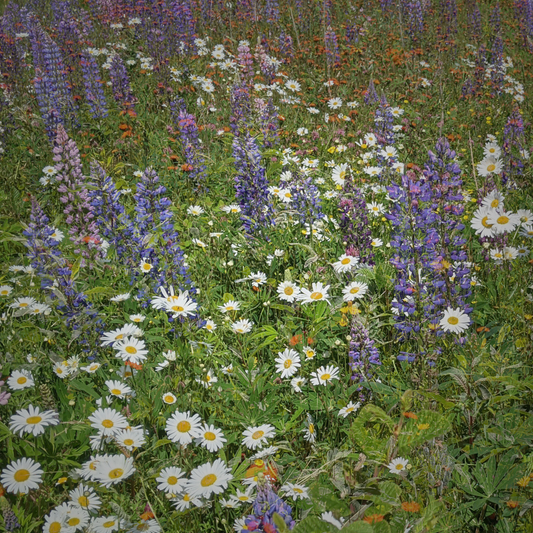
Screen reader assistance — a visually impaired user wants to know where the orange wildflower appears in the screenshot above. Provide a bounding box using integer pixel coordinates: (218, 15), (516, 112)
(403, 412), (418, 420)
(401, 501), (421, 512)
(363, 514), (384, 524)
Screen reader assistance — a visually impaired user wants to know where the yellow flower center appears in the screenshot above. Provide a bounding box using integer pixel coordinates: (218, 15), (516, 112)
(111, 389), (122, 395)
(252, 430), (264, 440)
(108, 468), (124, 479)
(17, 376), (27, 384)
(177, 420), (191, 433)
(491, 199), (499, 208)
(164, 395), (175, 403)
(481, 216), (493, 228)
(226, 305), (234, 311)
(447, 317), (459, 325)
(395, 464), (404, 470)
(284, 287), (294, 295)
(487, 164), (496, 172)
(0, 290), (8, 295)
(321, 373), (331, 381)
(310, 292), (323, 300)
(68, 518), (80, 527)
(309, 423), (315, 433)
(78, 496), (89, 507)
(341, 258), (351, 265)
(102, 419), (114, 428)
(19, 302), (28, 307)
(350, 287), (360, 294)
(123, 439), (134, 446)
(167, 476), (178, 485)
(204, 431), (216, 441)
(142, 264), (151, 270)
(294, 488), (303, 493)
(200, 474), (217, 487)
(125, 346), (137, 354)
(284, 360), (292, 369)
(49, 522), (62, 533)
(103, 521), (116, 528)
(172, 305), (184, 312)
(14, 469), (30, 482)
(26, 416), (42, 424)
(497, 216), (509, 225)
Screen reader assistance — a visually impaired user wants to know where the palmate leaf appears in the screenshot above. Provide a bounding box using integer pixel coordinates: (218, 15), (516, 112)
(349, 404), (394, 461)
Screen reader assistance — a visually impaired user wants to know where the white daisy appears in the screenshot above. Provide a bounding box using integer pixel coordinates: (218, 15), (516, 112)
(275, 349), (301, 379)
(232, 318), (253, 334)
(93, 455), (135, 487)
(387, 457), (408, 474)
(9, 405), (59, 437)
(277, 281), (301, 303)
(281, 482), (309, 500)
(7, 370), (34, 390)
(297, 282), (331, 304)
(439, 307), (470, 334)
(332, 254), (359, 273)
(186, 459), (233, 499)
(342, 281), (369, 301)
(338, 401), (361, 418)
(113, 336), (148, 364)
(88, 408), (128, 437)
(310, 365), (340, 386)
(242, 424), (276, 450)
(165, 411), (202, 446)
(194, 423), (227, 452)
(0, 457), (43, 494)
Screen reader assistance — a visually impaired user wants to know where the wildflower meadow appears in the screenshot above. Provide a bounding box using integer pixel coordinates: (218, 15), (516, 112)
(1, 0), (533, 531)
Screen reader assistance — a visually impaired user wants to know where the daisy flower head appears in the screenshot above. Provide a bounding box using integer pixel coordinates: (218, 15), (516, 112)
(310, 365), (340, 386)
(88, 408), (128, 437)
(338, 401), (361, 418)
(477, 157), (503, 177)
(1, 457), (43, 494)
(81, 362), (101, 374)
(110, 292), (131, 302)
(219, 300), (241, 313)
(275, 348), (301, 379)
(42, 509), (69, 533)
(113, 336), (148, 364)
(115, 427), (146, 450)
(303, 415), (316, 443)
(166, 411), (202, 446)
(161, 292), (198, 318)
(367, 202), (385, 216)
(186, 458), (233, 499)
(130, 314), (145, 323)
(371, 238), (383, 247)
(197, 369), (218, 389)
(517, 209), (533, 225)
(277, 281), (301, 303)
(69, 483), (102, 512)
(439, 307), (470, 334)
(503, 246), (518, 260)
(162, 392), (177, 404)
(139, 258), (154, 273)
(10, 296), (37, 311)
(285, 79), (301, 92)
(7, 369), (34, 390)
(342, 281), (369, 302)
(363, 166), (382, 177)
(93, 454), (135, 487)
(281, 482), (310, 500)
(481, 190), (505, 211)
(172, 492), (203, 512)
(483, 142), (501, 158)
(156, 467), (185, 496)
(485, 210), (520, 234)
(100, 324), (143, 347)
(232, 318), (253, 334)
(331, 163), (349, 187)
(187, 205), (205, 216)
(333, 254), (359, 273)
(43, 165), (57, 176)
(328, 97), (342, 109)
(298, 282), (331, 304)
(0, 284), (13, 296)
(105, 380), (132, 399)
(291, 376), (306, 392)
(387, 457), (409, 474)
(9, 405), (59, 437)
(520, 224), (533, 238)
(221, 204), (241, 214)
(194, 423), (227, 452)
(204, 319), (217, 332)
(303, 346), (316, 360)
(89, 516), (121, 533)
(242, 424), (276, 450)
(471, 206), (496, 238)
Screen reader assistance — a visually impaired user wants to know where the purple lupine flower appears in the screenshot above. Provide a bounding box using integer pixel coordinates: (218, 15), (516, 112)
(489, 34), (505, 95)
(23, 198), (104, 348)
(243, 483), (295, 532)
(80, 51), (108, 118)
(230, 82), (252, 134)
(405, 0), (424, 43)
(278, 32), (293, 60)
(258, 97), (279, 148)
(109, 54), (136, 112)
(339, 171), (374, 265)
(324, 26), (341, 69)
(349, 318), (381, 399)
(468, 2), (482, 43)
(501, 107), (526, 187)
(53, 125), (102, 259)
(288, 171), (325, 229)
(237, 42), (254, 81)
(265, 0), (280, 22)
(374, 94), (395, 147)
(254, 41), (275, 83)
(233, 132), (274, 236)
(173, 100), (207, 193)
(364, 78), (379, 105)
(0, 496), (20, 531)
